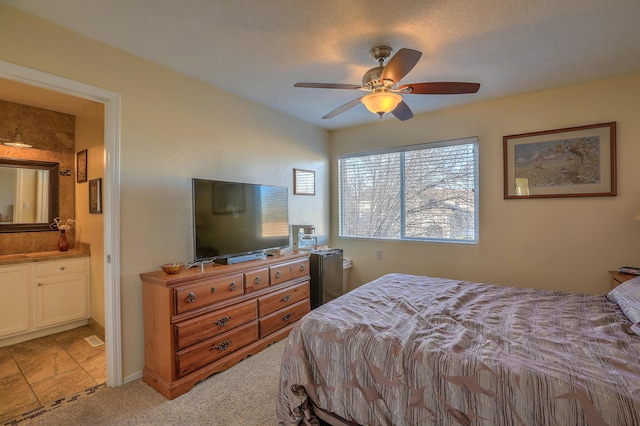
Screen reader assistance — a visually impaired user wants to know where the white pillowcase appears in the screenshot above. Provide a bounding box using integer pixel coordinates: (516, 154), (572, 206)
(607, 275), (640, 335)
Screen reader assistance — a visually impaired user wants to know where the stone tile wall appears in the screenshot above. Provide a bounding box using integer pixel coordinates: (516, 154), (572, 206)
(0, 100), (76, 254)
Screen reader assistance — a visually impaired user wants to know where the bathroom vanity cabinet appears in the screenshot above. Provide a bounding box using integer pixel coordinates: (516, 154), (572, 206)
(0, 255), (90, 346)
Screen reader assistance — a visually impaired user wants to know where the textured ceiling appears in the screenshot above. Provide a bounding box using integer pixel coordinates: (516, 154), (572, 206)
(3, 0), (640, 130)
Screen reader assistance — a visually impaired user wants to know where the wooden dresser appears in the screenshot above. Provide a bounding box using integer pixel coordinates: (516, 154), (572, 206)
(140, 253), (310, 399)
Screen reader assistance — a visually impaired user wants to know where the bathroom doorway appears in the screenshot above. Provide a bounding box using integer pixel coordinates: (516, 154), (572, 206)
(0, 60), (122, 389)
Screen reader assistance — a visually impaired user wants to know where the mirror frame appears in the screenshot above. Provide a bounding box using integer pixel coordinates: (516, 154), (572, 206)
(0, 158), (59, 232)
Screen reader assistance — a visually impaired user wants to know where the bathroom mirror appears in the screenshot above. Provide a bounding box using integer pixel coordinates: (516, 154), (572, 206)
(0, 158), (59, 232)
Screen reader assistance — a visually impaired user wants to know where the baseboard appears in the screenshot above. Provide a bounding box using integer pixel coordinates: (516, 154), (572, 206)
(87, 318), (106, 339)
(124, 370), (143, 384)
(0, 319), (88, 348)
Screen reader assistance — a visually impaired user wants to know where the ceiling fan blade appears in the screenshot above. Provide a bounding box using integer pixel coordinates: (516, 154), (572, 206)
(391, 100), (413, 121)
(322, 97), (363, 119)
(294, 83), (362, 90)
(400, 82), (480, 95)
(381, 48), (422, 84)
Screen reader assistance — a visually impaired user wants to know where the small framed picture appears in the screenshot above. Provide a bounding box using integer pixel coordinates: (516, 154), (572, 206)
(89, 178), (102, 214)
(77, 149), (87, 183)
(293, 168), (315, 196)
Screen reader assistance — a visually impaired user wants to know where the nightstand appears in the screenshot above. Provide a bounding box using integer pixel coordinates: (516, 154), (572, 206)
(608, 271), (637, 290)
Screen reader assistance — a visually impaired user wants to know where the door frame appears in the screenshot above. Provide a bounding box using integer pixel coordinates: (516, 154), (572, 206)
(0, 60), (122, 386)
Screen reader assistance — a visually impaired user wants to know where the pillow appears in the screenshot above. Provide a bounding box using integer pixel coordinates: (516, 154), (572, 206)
(607, 276), (640, 335)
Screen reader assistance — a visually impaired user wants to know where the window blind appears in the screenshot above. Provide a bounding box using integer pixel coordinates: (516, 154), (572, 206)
(339, 137), (478, 243)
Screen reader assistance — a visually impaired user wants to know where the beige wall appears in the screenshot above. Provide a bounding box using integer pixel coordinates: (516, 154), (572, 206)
(0, 5), (330, 380)
(74, 102), (105, 330)
(331, 72), (640, 295)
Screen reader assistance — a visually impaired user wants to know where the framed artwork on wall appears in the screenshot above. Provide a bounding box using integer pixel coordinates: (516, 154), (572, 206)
(89, 178), (102, 214)
(503, 122), (616, 199)
(76, 149), (87, 183)
(293, 168), (315, 196)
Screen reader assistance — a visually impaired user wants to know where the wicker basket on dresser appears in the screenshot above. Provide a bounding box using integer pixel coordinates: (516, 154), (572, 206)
(140, 253), (310, 399)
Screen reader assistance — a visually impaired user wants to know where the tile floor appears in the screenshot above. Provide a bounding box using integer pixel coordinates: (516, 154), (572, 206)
(0, 325), (106, 424)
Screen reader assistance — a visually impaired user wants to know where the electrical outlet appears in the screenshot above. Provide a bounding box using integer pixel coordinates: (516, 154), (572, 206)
(376, 250), (382, 260)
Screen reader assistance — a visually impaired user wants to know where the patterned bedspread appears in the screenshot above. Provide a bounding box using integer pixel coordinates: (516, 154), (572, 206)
(277, 274), (640, 426)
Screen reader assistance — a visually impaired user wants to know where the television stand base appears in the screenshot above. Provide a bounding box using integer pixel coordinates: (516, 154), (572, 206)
(215, 252), (266, 265)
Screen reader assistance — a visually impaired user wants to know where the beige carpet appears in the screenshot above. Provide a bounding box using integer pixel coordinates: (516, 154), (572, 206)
(11, 339), (286, 425)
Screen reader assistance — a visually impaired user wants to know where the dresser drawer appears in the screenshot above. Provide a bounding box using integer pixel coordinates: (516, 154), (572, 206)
(176, 321), (259, 378)
(258, 281), (309, 317)
(260, 299), (309, 337)
(175, 300), (257, 350)
(244, 267), (269, 294)
(35, 258), (87, 278)
(269, 258), (309, 286)
(174, 273), (244, 314)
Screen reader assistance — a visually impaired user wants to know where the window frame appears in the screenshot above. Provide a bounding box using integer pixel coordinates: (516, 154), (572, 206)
(338, 137), (479, 244)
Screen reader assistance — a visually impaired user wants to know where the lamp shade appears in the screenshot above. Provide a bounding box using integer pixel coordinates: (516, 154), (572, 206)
(361, 91), (402, 117)
(2, 129), (31, 148)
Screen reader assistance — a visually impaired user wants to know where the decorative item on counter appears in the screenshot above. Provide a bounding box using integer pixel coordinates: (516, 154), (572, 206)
(160, 262), (185, 275)
(50, 217), (76, 252)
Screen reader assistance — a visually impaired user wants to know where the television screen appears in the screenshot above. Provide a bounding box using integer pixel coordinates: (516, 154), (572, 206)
(192, 179), (290, 262)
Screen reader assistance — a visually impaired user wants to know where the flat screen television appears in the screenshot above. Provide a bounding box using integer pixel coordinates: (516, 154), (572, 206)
(192, 178), (290, 263)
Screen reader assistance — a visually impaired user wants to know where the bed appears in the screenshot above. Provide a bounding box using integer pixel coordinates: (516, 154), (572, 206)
(277, 273), (640, 426)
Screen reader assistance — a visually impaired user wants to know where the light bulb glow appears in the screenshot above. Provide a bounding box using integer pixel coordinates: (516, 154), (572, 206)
(3, 141), (32, 148)
(361, 91), (402, 117)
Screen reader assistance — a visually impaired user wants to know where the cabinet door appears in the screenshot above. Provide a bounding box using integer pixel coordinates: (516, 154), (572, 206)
(0, 265), (31, 338)
(35, 273), (89, 328)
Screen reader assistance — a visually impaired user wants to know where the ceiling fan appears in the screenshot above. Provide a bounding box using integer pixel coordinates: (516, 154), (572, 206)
(294, 46), (480, 121)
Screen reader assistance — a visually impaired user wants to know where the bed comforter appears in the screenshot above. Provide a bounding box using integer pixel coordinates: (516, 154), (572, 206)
(277, 274), (640, 426)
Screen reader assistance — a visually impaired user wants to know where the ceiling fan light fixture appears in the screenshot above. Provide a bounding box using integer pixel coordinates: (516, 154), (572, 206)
(361, 91), (402, 117)
(2, 129), (32, 148)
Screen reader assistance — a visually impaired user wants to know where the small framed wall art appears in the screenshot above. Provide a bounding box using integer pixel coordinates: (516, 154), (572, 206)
(89, 178), (102, 214)
(293, 168), (315, 196)
(77, 149), (87, 183)
(503, 122), (616, 199)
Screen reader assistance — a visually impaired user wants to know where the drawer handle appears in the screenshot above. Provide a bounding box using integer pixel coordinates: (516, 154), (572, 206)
(38, 283), (43, 287)
(275, 271), (281, 279)
(186, 292), (197, 303)
(215, 340), (231, 351)
(210, 287), (216, 294)
(281, 294), (291, 303)
(282, 313), (293, 322)
(254, 276), (261, 285)
(300, 264), (305, 272)
(60, 266), (66, 271)
(229, 281), (238, 291)
(289, 266), (293, 273)
(215, 316), (231, 327)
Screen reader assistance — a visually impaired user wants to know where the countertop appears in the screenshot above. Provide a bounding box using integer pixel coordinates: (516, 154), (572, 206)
(0, 250), (90, 266)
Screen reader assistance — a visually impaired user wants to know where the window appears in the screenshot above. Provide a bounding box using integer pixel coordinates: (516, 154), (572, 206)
(338, 137), (478, 243)
(259, 186), (289, 238)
